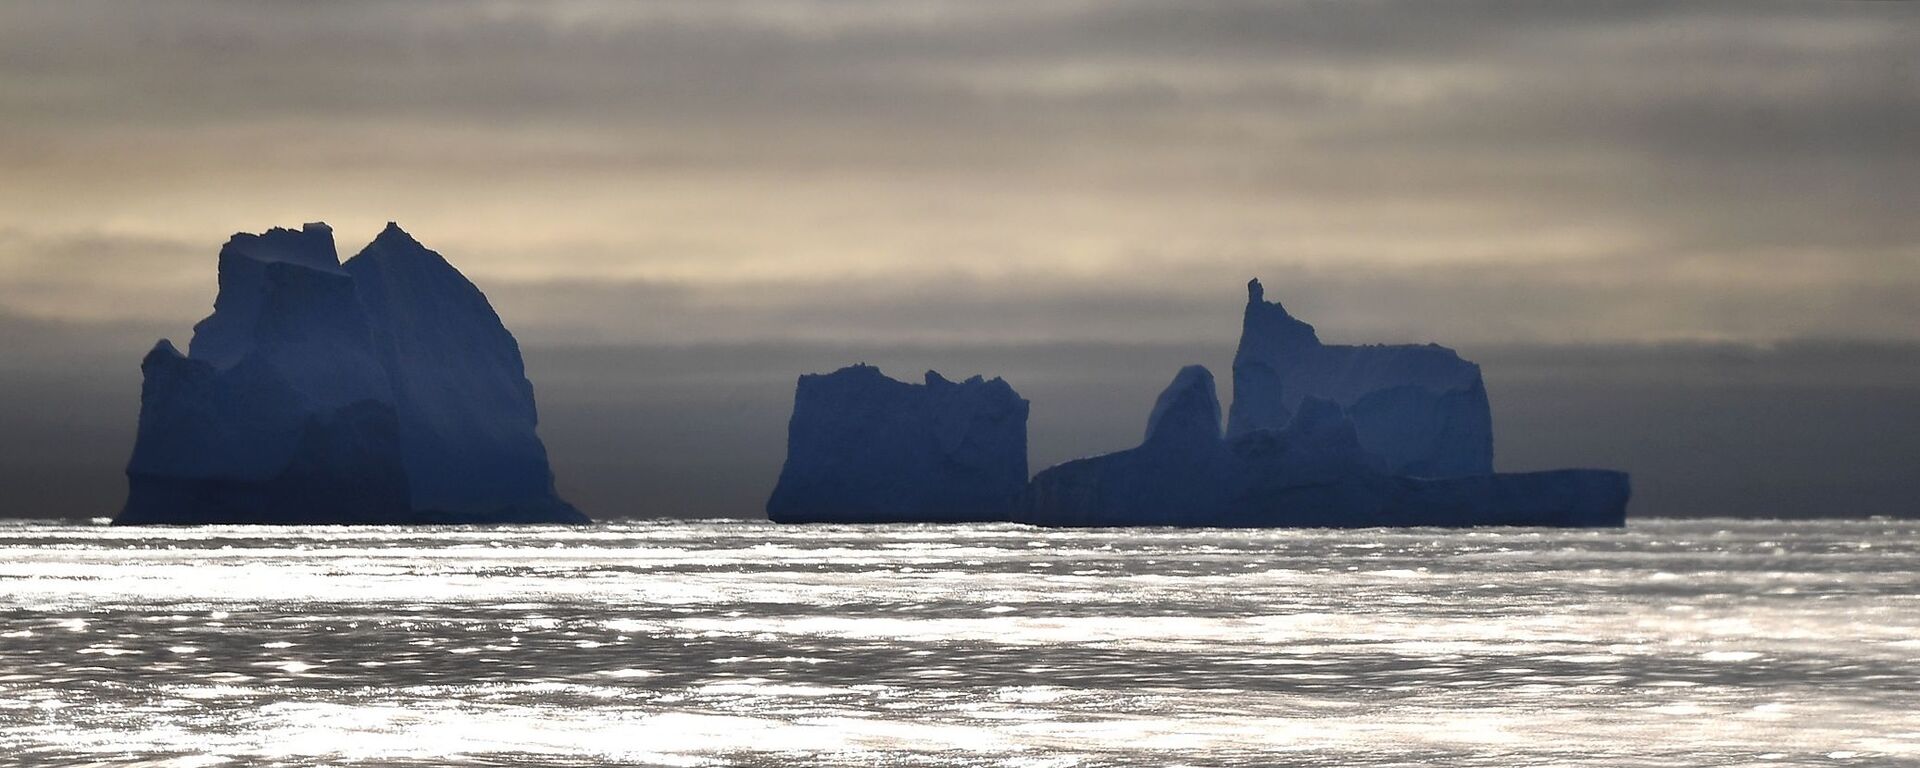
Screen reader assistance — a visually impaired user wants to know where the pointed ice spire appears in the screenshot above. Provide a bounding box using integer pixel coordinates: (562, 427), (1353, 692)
(373, 221), (417, 246)
(1144, 365), (1222, 449)
(1240, 278), (1319, 350)
(1227, 277), (1322, 439)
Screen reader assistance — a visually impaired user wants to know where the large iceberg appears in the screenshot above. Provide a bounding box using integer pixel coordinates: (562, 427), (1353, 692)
(766, 365), (1029, 523)
(1227, 278), (1493, 478)
(345, 224), (581, 523)
(118, 222), (585, 525)
(1017, 365), (1629, 528)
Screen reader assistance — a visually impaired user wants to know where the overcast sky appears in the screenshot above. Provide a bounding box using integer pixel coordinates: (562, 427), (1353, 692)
(2, 1), (1915, 346)
(1, 1), (1916, 519)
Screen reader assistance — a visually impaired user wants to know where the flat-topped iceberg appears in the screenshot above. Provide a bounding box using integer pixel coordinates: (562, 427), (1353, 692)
(118, 222), (584, 525)
(767, 365), (1029, 523)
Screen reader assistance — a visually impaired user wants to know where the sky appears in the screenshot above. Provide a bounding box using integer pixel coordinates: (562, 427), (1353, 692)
(0, 1), (1916, 519)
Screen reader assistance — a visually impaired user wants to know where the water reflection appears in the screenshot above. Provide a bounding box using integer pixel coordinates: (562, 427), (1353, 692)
(0, 519), (1915, 766)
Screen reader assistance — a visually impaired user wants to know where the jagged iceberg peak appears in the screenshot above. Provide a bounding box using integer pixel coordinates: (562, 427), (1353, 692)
(345, 221), (513, 353)
(221, 221), (344, 273)
(344, 222), (579, 522)
(1241, 278), (1321, 352)
(145, 338), (184, 361)
(345, 221), (505, 326)
(1227, 276), (1493, 477)
(1223, 278), (1318, 444)
(1143, 365), (1222, 449)
(366, 220), (426, 251)
(925, 369), (998, 389)
(187, 222), (361, 368)
(351, 222), (439, 265)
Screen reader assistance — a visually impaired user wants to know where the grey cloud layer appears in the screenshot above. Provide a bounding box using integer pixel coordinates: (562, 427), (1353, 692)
(0, 0), (1915, 345)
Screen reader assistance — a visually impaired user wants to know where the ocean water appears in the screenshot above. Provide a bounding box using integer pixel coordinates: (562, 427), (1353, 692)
(0, 518), (1915, 767)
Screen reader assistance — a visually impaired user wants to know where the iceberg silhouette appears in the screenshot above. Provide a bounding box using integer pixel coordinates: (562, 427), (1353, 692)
(1228, 278), (1493, 477)
(772, 278), (1629, 528)
(1016, 364), (1629, 527)
(117, 223), (584, 525)
(766, 365), (1029, 523)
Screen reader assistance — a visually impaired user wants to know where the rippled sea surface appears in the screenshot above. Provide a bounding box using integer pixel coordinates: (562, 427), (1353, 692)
(1, 518), (1916, 767)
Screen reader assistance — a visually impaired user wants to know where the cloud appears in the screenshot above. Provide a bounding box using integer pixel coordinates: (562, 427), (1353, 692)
(0, 229), (209, 328)
(0, 0), (1914, 346)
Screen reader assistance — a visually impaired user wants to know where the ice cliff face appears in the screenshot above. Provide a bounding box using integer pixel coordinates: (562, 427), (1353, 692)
(1226, 278), (1493, 478)
(345, 223), (577, 522)
(766, 365), (1029, 523)
(1017, 365), (1628, 528)
(117, 222), (584, 525)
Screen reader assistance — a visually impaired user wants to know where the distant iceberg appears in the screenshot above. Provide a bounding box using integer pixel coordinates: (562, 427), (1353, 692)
(767, 365), (1029, 523)
(1228, 278), (1492, 478)
(1017, 364), (1629, 527)
(770, 278), (1629, 528)
(117, 223), (585, 525)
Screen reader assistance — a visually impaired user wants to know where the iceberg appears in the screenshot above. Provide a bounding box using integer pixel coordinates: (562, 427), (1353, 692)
(1017, 365), (1629, 528)
(117, 222), (584, 525)
(1227, 278), (1493, 478)
(766, 365), (1029, 523)
(768, 278), (1628, 528)
(345, 224), (581, 523)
